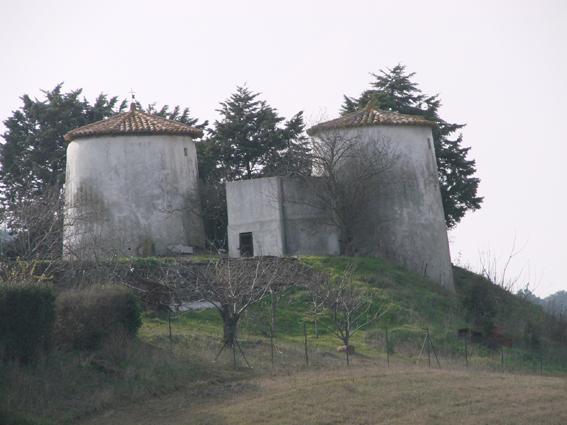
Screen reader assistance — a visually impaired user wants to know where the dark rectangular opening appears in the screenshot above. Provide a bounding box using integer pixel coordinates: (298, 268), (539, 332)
(239, 232), (254, 257)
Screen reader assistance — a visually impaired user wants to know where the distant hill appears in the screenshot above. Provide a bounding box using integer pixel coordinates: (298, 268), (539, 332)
(517, 288), (567, 316)
(542, 291), (567, 316)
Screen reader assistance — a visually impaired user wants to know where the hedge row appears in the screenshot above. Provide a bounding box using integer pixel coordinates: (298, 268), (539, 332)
(0, 284), (141, 363)
(0, 283), (55, 363)
(55, 286), (141, 350)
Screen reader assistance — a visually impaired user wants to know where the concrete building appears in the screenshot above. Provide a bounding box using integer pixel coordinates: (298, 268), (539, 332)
(227, 105), (454, 291)
(63, 103), (205, 258)
(226, 176), (340, 257)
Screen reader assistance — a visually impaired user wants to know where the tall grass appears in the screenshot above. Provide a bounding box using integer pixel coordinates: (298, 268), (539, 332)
(0, 333), (230, 425)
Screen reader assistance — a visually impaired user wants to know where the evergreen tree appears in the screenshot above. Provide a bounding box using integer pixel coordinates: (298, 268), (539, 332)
(342, 64), (482, 228)
(0, 84), (127, 207)
(206, 86), (310, 181)
(196, 86), (310, 250)
(141, 102), (208, 129)
(0, 84), (206, 257)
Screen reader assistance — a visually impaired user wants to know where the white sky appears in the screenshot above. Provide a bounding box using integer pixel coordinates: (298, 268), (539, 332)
(1, 0), (565, 297)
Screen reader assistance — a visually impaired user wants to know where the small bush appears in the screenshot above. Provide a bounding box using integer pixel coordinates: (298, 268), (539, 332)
(0, 283), (55, 363)
(54, 285), (141, 350)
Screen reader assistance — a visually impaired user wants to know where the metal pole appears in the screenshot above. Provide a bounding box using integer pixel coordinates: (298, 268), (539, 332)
(303, 321), (309, 367)
(464, 335), (468, 367)
(427, 329), (431, 368)
(270, 323), (274, 368)
(385, 327), (390, 368)
(168, 309), (173, 350)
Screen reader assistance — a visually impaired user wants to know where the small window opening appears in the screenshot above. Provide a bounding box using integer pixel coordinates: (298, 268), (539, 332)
(239, 232), (254, 257)
(427, 138), (432, 151)
(184, 147), (188, 156)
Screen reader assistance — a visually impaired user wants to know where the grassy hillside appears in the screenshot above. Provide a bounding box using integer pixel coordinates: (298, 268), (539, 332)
(2, 255), (566, 425)
(154, 256), (566, 372)
(80, 365), (567, 425)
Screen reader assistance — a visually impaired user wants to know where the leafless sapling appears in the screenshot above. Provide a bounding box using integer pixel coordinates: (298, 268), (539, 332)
(324, 264), (388, 365)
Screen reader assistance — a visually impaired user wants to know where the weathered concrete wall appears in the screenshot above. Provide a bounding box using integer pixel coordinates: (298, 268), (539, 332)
(226, 177), (339, 257)
(313, 125), (454, 290)
(63, 134), (205, 258)
(279, 177), (340, 256)
(226, 177), (284, 257)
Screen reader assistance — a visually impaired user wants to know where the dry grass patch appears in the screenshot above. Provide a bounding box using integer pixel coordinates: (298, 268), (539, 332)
(80, 365), (567, 425)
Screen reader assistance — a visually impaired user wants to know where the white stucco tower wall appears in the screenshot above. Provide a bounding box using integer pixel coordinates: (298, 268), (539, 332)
(63, 106), (205, 258)
(309, 106), (454, 291)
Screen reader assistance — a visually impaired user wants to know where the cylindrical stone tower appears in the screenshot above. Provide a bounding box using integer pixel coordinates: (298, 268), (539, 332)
(63, 103), (205, 258)
(308, 105), (454, 291)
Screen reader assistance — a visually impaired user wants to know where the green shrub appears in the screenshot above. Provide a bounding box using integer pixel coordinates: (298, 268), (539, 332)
(0, 283), (55, 363)
(54, 285), (141, 350)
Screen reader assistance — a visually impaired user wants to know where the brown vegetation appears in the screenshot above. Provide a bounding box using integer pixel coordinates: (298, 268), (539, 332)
(80, 364), (567, 425)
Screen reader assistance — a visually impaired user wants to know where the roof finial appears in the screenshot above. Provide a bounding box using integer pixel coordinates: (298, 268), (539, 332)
(129, 89), (137, 112)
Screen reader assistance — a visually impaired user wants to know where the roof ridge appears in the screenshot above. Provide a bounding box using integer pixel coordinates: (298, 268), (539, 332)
(307, 105), (435, 135)
(64, 108), (203, 142)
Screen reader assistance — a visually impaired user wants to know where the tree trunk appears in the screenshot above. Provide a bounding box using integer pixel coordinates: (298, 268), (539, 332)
(221, 305), (239, 348)
(344, 335), (350, 366)
(339, 226), (354, 256)
(271, 291), (277, 336)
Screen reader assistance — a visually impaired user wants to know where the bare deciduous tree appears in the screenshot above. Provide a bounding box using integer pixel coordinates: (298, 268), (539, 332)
(305, 129), (399, 255)
(190, 256), (314, 367)
(3, 186), (64, 259)
(315, 264), (388, 365)
(479, 236), (528, 292)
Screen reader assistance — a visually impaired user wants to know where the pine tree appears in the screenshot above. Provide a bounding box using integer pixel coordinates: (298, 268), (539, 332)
(342, 64), (482, 228)
(141, 102), (208, 129)
(0, 84), (206, 256)
(206, 86), (310, 181)
(0, 84), (127, 207)
(196, 86), (310, 250)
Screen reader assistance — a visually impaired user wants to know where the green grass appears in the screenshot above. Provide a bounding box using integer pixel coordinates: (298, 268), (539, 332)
(145, 256), (567, 372)
(3, 255), (567, 425)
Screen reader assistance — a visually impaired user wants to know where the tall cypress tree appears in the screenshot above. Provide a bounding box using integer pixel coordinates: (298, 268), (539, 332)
(342, 64), (482, 228)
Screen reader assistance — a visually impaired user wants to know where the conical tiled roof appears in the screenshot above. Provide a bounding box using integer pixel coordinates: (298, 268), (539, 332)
(307, 104), (435, 135)
(64, 103), (203, 142)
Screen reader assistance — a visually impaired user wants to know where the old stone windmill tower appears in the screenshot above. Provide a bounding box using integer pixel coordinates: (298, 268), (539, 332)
(63, 103), (205, 258)
(226, 105), (454, 290)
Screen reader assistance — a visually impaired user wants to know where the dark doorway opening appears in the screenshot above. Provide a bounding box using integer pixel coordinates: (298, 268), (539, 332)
(239, 232), (254, 257)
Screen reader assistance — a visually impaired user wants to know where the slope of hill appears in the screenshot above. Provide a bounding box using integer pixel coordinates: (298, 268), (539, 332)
(80, 365), (567, 425)
(2, 255), (567, 425)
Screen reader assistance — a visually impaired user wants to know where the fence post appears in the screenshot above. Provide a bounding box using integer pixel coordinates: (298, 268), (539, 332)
(168, 309), (173, 351)
(270, 323), (274, 368)
(303, 321), (309, 367)
(464, 334), (468, 367)
(427, 328), (431, 368)
(385, 327), (390, 368)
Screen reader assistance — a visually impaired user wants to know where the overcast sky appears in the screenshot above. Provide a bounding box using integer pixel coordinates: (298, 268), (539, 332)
(1, 0), (565, 296)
